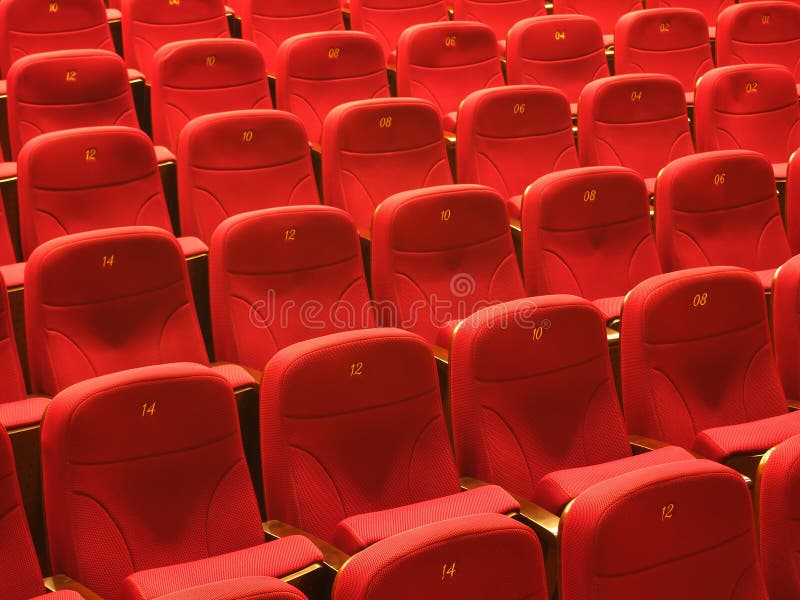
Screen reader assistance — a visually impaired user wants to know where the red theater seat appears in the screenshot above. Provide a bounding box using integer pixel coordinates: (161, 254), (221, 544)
(757, 433), (800, 600)
(121, 0), (230, 80)
(178, 110), (319, 245)
(396, 22), (504, 132)
(24, 226), (253, 396)
(521, 167), (661, 321)
(506, 15), (610, 113)
(209, 206), (374, 370)
(260, 329), (520, 554)
(154, 578), (307, 600)
(349, 0), (449, 66)
(321, 98), (452, 233)
(332, 514), (548, 600)
(614, 8), (714, 103)
(622, 266), (799, 462)
(42, 363), (322, 600)
(5, 49), (138, 160)
(716, 1), (800, 84)
(0, 426), (81, 600)
(149, 39), (271, 153)
(450, 296), (693, 516)
(560, 460), (769, 599)
(456, 85), (579, 219)
(771, 255), (800, 404)
(240, 0), (344, 73)
(578, 73), (694, 193)
(274, 31), (390, 144)
(453, 0), (543, 54)
(694, 64), (800, 179)
(655, 150), (790, 288)
(0, 0), (118, 77)
(17, 126), (190, 259)
(370, 184), (525, 347)
(647, 0), (735, 37)
(550, 0), (644, 45)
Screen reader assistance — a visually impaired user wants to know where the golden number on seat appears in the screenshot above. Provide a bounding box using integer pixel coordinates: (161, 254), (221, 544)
(631, 90), (643, 102)
(442, 562), (457, 580)
(444, 36), (457, 48)
(65, 70), (77, 82)
(713, 173), (726, 186)
(242, 130), (254, 142)
(49, 1), (58, 12)
(168, 0), (180, 5)
(583, 189), (597, 203)
(141, 401), (157, 417)
(532, 326), (544, 341)
(513, 103), (525, 115)
(762, 14), (771, 25)
(328, 47), (341, 59)
(441, 209), (452, 222)
(659, 22), (670, 33)
(284, 228), (296, 241)
(85, 148), (97, 162)
(205, 55), (216, 67)
(101, 254), (115, 269)
(554, 31), (566, 41)
(379, 116), (392, 128)
(350, 361), (364, 376)
(692, 292), (708, 307)
(746, 82), (758, 94)
(661, 503), (675, 522)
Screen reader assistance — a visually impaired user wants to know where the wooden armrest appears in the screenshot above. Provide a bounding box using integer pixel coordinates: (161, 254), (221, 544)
(45, 575), (103, 600)
(310, 142), (321, 156)
(629, 434), (675, 453)
(239, 365), (263, 386)
(432, 345), (449, 365)
(460, 476), (559, 541)
(264, 520), (349, 572)
(358, 228), (371, 243)
(444, 132), (456, 145)
(788, 399), (800, 411)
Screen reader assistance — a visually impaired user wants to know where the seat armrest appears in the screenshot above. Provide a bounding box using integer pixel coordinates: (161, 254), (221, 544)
(155, 145), (176, 165)
(630, 434), (681, 454)
(45, 574), (103, 600)
(176, 236), (209, 258)
(460, 476), (559, 541)
(432, 345), (449, 365)
(238, 365), (263, 386)
(264, 520), (349, 572)
(0, 161), (17, 181)
(358, 228), (371, 243)
(788, 399), (800, 412)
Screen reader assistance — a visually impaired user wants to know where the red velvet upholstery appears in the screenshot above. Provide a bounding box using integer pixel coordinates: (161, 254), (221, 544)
(209, 206), (374, 370)
(456, 86), (579, 219)
(0, 0), (116, 77)
(521, 167), (660, 321)
(453, 0), (543, 53)
(349, 0), (449, 66)
(260, 328), (519, 546)
(560, 460), (769, 599)
(321, 98), (452, 232)
(758, 434), (800, 600)
(42, 363), (322, 600)
(0, 270), (48, 429)
(5, 49), (138, 159)
(149, 39), (271, 152)
(647, 0), (734, 35)
(694, 64), (800, 172)
(786, 152), (800, 253)
(120, 0), (230, 80)
(274, 31), (390, 144)
(396, 22), (504, 131)
(716, 1), (800, 82)
(241, 0), (344, 72)
(450, 296), (693, 514)
(0, 425), (51, 599)
(622, 266), (793, 459)
(614, 7), (714, 101)
(370, 184), (525, 346)
(655, 150), (790, 282)
(578, 73), (694, 192)
(772, 255), (800, 404)
(551, 0), (644, 42)
(506, 15), (610, 110)
(177, 110), (318, 244)
(17, 126), (175, 258)
(24, 226), (215, 396)
(153, 577), (307, 600)
(332, 514), (548, 600)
